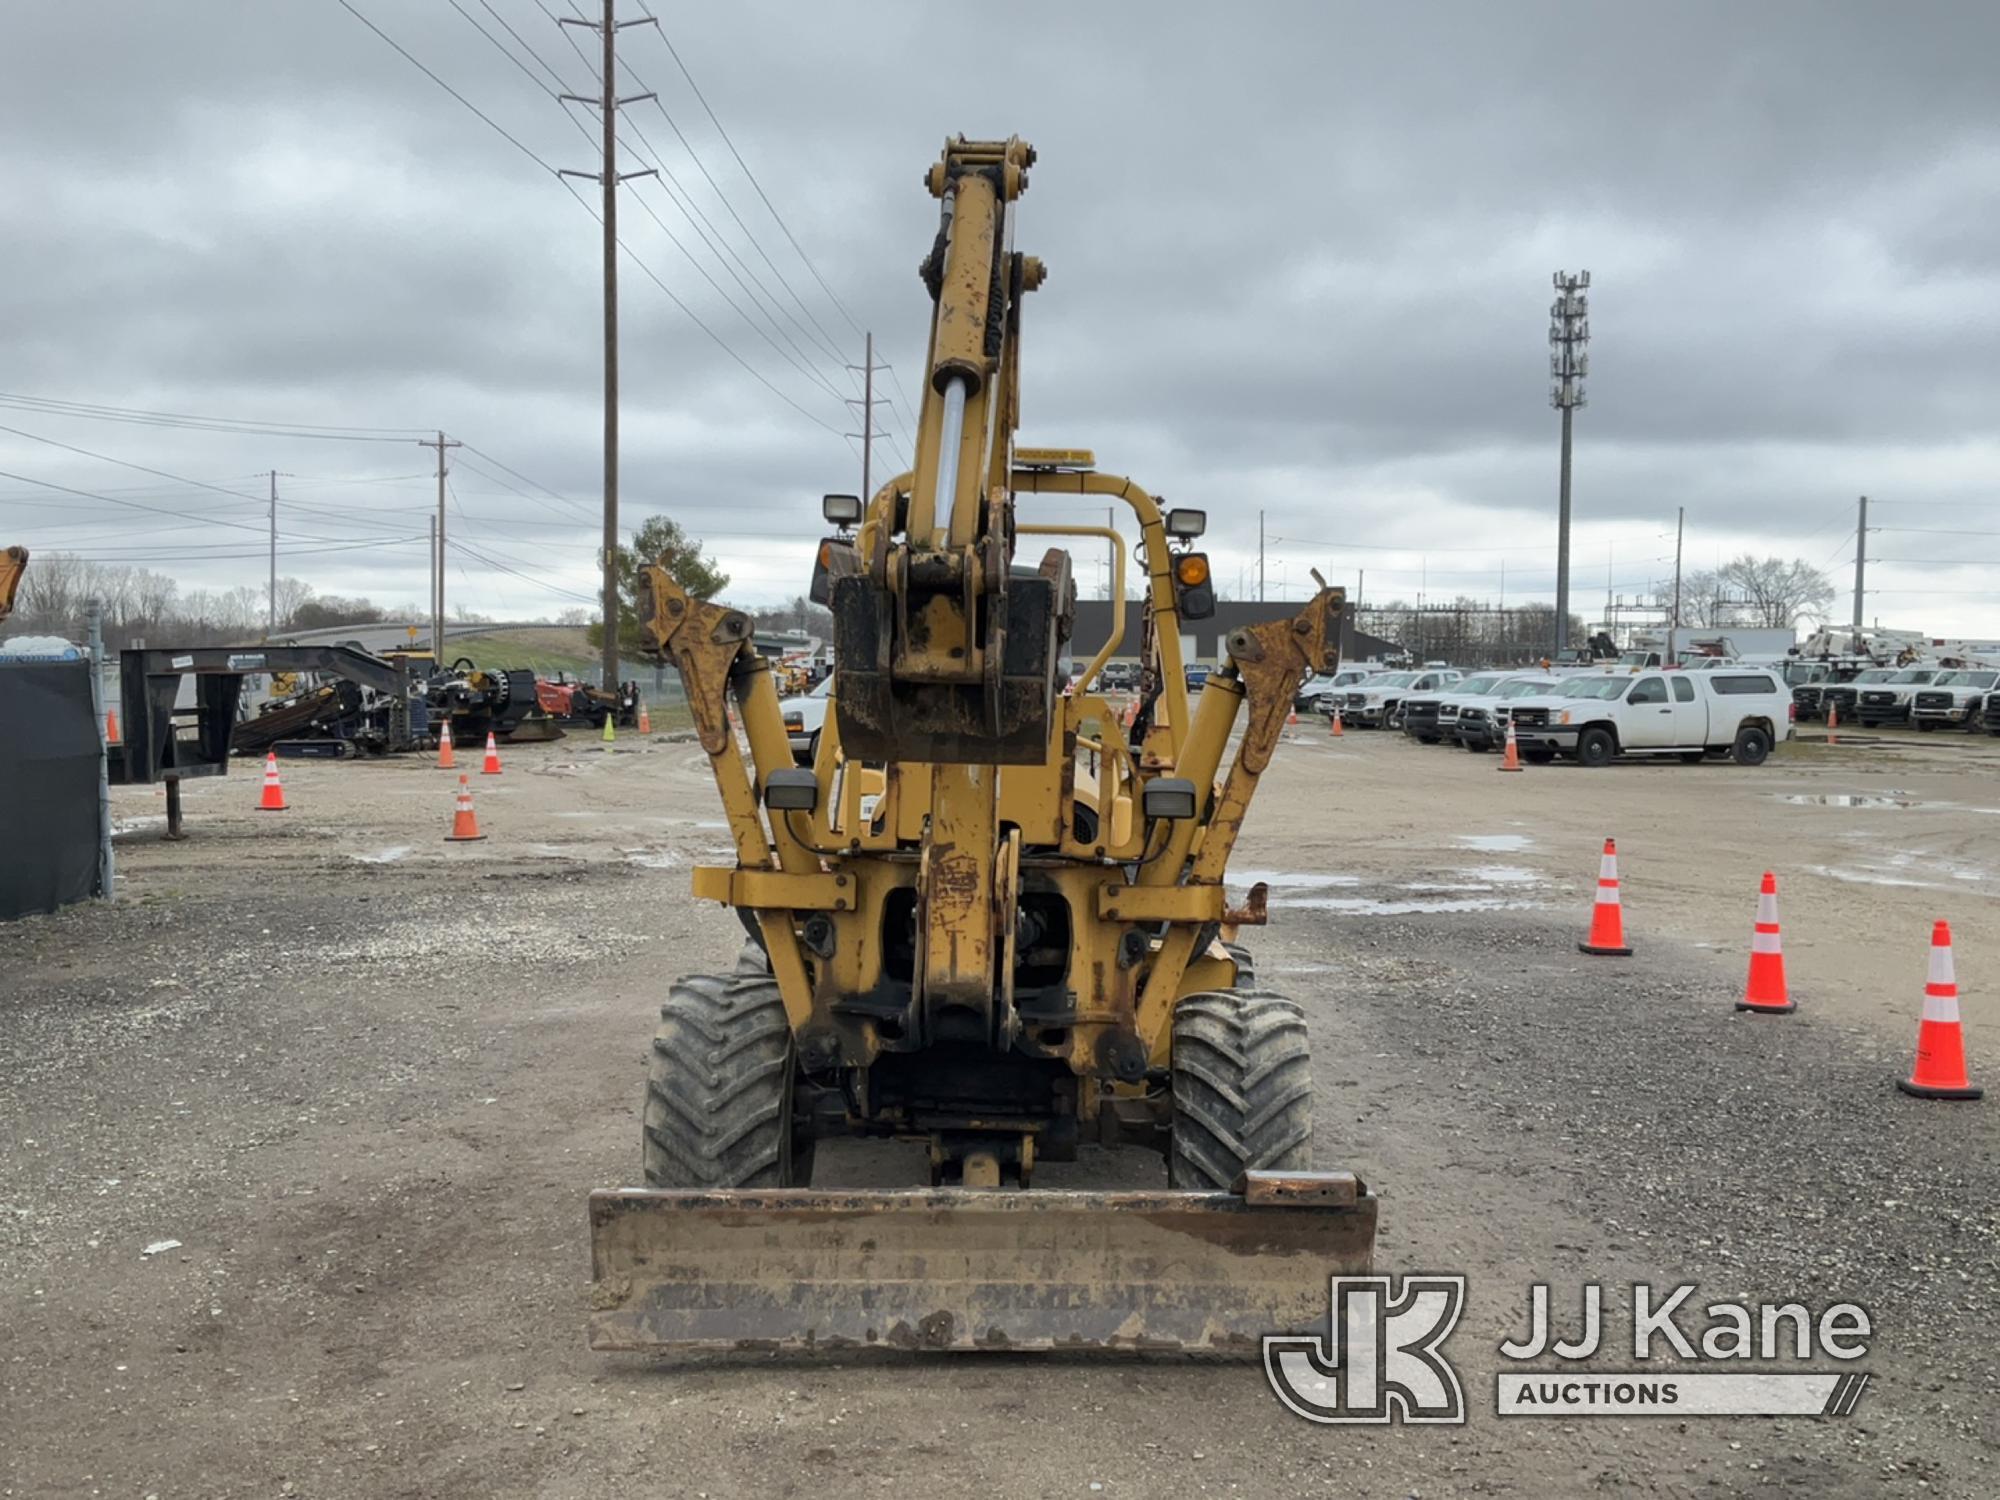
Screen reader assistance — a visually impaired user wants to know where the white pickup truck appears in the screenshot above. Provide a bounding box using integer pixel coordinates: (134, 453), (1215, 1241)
(1911, 669), (2000, 731)
(1506, 668), (1794, 767)
(1852, 667), (1939, 727)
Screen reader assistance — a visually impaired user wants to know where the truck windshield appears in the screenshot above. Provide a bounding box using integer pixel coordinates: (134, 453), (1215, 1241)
(1560, 677), (1631, 701)
(1889, 669), (1935, 683)
(1496, 678), (1558, 698)
(1454, 675), (1503, 695)
(1782, 663), (1823, 686)
(1371, 673), (1416, 688)
(1853, 670), (1894, 682)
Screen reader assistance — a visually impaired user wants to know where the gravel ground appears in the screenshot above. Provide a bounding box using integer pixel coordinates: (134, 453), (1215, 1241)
(2, 724), (1996, 1497)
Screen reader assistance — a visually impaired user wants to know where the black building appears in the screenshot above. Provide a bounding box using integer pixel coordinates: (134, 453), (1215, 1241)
(1068, 598), (1401, 668)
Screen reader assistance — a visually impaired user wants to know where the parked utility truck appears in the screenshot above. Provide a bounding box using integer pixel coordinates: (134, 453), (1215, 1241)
(1506, 668), (1793, 767)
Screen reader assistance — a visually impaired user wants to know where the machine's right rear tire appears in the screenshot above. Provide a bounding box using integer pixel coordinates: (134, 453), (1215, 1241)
(1168, 990), (1312, 1190)
(643, 972), (807, 1188)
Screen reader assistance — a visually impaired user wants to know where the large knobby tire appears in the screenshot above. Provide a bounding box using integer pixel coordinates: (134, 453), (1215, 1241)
(1732, 724), (1772, 766)
(1168, 990), (1312, 1190)
(643, 972), (807, 1188)
(1576, 726), (1616, 768)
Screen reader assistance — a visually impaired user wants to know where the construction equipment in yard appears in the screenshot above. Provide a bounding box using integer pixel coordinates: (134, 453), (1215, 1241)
(590, 136), (1374, 1355)
(427, 658), (558, 744)
(535, 672), (639, 730)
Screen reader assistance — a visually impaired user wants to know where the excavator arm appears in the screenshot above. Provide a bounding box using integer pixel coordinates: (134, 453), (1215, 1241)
(0, 546), (26, 625)
(832, 136), (1064, 766)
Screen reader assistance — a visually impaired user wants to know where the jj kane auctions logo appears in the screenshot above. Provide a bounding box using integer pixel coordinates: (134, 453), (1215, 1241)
(1266, 1278), (1872, 1423)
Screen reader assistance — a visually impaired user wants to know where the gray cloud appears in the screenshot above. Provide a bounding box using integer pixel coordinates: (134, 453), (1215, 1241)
(3, 1), (1998, 633)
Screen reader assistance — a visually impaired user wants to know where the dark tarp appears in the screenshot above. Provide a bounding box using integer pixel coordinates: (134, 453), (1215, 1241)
(0, 661), (101, 920)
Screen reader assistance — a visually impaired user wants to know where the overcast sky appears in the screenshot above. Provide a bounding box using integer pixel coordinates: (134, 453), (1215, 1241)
(4, 1), (1998, 638)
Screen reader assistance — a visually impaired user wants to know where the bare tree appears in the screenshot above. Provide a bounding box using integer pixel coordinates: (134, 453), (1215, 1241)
(1677, 568), (1730, 627)
(267, 576), (314, 632)
(1717, 555), (1835, 628)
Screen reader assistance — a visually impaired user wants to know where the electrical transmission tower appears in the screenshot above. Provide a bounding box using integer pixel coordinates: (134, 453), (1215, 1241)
(1549, 269), (1591, 655)
(418, 431), (461, 651)
(845, 332), (891, 509)
(559, 1), (658, 690)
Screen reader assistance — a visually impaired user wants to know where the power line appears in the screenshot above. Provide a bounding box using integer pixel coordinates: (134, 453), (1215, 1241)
(619, 132), (851, 401)
(0, 428), (272, 521)
(473, 0), (573, 92)
(642, 17), (866, 341)
(1874, 526), (2000, 538)
(447, 0), (574, 104)
(556, 177), (843, 435)
(448, 536), (600, 605)
(0, 391), (426, 442)
(344, 1), (854, 443)
(1270, 533), (1563, 555)
(336, 0), (563, 176)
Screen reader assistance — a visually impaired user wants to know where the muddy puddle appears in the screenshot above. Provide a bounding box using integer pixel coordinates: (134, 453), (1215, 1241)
(1236, 862), (1548, 918)
(1453, 833), (1535, 852)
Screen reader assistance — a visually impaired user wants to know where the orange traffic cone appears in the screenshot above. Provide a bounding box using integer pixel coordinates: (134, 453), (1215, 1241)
(437, 719), (456, 769)
(1825, 702), (1838, 746)
(1737, 871), (1794, 1014)
(1578, 837), (1632, 956)
(256, 751), (288, 812)
(104, 706), (121, 743)
(1330, 708), (1344, 739)
(444, 773), (487, 842)
(1897, 921), (1981, 1099)
(481, 730), (503, 776)
(638, 703), (651, 734)
(1286, 707), (1299, 739)
(1498, 720), (1524, 772)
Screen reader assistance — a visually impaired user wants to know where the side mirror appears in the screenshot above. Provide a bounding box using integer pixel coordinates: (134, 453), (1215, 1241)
(764, 768), (820, 812)
(1164, 507), (1206, 540)
(1142, 777), (1199, 821)
(822, 493), (863, 528)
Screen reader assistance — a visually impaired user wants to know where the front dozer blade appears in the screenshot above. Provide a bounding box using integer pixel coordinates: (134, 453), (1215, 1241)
(588, 1171), (1377, 1355)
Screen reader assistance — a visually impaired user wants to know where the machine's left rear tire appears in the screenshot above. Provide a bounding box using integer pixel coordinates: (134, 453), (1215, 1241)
(1167, 990), (1312, 1190)
(643, 972), (808, 1188)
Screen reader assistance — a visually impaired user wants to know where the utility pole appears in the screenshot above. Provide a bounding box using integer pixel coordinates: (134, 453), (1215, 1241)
(429, 514), (438, 650)
(844, 331), (890, 507)
(268, 470), (278, 636)
(561, 1), (658, 689)
(1549, 270), (1591, 656)
(1670, 505), (1684, 662)
(1851, 495), (1868, 655)
(418, 431), (461, 653)
(1258, 511), (1265, 603)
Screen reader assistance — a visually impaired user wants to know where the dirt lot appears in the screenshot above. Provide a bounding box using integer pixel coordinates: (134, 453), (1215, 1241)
(4, 720), (1997, 1498)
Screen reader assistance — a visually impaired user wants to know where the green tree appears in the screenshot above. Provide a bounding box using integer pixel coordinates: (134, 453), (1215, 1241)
(585, 514), (730, 652)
